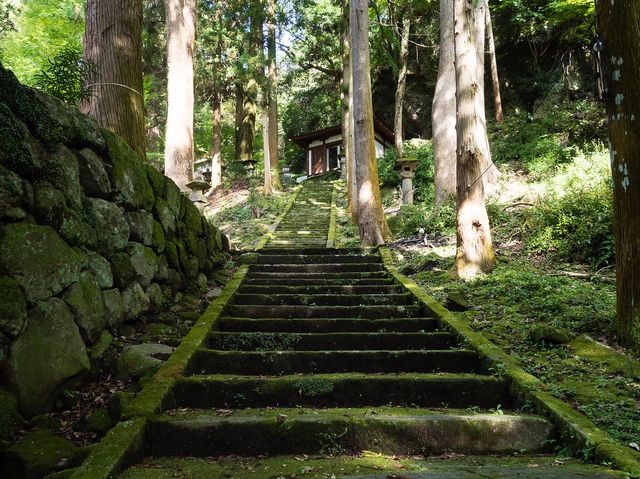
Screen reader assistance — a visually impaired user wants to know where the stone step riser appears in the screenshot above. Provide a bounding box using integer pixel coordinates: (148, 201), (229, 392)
(172, 374), (509, 409)
(245, 272), (391, 280)
(257, 248), (368, 256)
(148, 413), (553, 457)
(231, 293), (415, 307)
(189, 350), (480, 375)
(250, 264), (385, 273)
(223, 304), (422, 319)
(237, 285), (403, 294)
(241, 278), (396, 286)
(215, 317), (439, 333)
(257, 255), (381, 264)
(207, 331), (456, 351)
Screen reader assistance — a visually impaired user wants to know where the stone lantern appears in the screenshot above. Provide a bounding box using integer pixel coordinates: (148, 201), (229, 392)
(395, 157), (418, 205)
(186, 176), (211, 213)
(339, 152), (347, 177)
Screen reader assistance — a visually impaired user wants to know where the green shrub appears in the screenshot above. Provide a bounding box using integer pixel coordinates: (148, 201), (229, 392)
(393, 200), (456, 238)
(378, 140), (435, 203)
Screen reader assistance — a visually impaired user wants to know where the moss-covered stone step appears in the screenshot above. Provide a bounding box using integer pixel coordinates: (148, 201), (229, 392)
(171, 373), (508, 409)
(242, 278), (397, 287)
(257, 254), (381, 264)
(245, 271), (397, 284)
(250, 263), (385, 273)
(267, 240), (328, 247)
(258, 248), (367, 255)
(146, 409), (552, 456)
(188, 349), (480, 375)
(208, 331), (455, 350)
(223, 304), (422, 319)
(237, 284), (404, 294)
(118, 454), (631, 479)
(215, 317), (439, 333)
(231, 293), (415, 306)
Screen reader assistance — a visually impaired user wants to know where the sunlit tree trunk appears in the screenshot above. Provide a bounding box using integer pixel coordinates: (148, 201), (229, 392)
(240, 7), (261, 167)
(234, 82), (244, 163)
(454, 0), (496, 279)
(351, 0), (391, 245)
(486, 3), (503, 122)
(164, 0), (196, 190)
(82, 0), (146, 160)
(262, 106), (272, 195)
(394, 15), (410, 158)
(267, 0), (282, 190)
(596, 1), (640, 349)
(210, 90), (223, 191)
(341, 0), (357, 221)
(432, 0), (456, 204)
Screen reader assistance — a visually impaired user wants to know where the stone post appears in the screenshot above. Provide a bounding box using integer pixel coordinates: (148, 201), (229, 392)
(339, 152), (347, 177)
(396, 158), (418, 205)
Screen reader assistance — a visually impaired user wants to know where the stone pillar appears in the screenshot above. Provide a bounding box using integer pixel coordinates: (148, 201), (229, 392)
(396, 158), (418, 205)
(339, 153), (347, 177)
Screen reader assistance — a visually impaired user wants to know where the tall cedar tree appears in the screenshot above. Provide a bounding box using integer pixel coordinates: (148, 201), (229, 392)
(453, 0), (496, 279)
(350, 0), (391, 245)
(341, 0), (357, 221)
(394, 13), (410, 158)
(267, 0), (282, 190)
(82, 0), (146, 160)
(164, 0), (196, 190)
(596, 1), (640, 349)
(485, 3), (503, 122)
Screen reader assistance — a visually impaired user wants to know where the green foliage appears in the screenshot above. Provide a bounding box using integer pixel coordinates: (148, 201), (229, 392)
(393, 201), (456, 238)
(378, 140), (435, 202)
(32, 46), (97, 105)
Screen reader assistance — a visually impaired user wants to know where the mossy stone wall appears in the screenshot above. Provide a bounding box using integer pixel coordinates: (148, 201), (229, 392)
(0, 64), (229, 417)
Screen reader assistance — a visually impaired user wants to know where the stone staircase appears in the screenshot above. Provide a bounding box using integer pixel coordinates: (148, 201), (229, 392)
(107, 177), (626, 478)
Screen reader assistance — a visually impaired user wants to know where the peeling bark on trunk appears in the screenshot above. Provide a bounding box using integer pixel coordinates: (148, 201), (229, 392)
(432, 0), (457, 204)
(486, 4), (503, 122)
(454, 0), (496, 279)
(164, 0), (196, 191)
(341, 0), (357, 222)
(596, 0), (640, 349)
(82, 0), (146, 160)
(262, 106), (273, 195)
(351, 0), (391, 245)
(394, 16), (410, 158)
(267, 0), (282, 190)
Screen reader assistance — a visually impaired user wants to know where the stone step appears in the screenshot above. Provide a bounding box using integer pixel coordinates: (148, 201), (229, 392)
(223, 304), (422, 319)
(258, 248), (367, 255)
(237, 284), (404, 294)
(147, 409), (552, 456)
(188, 349), (480, 375)
(172, 373), (507, 409)
(267, 240), (328, 247)
(242, 277), (397, 286)
(257, 254), (381, 264)
(245, 271), (390, 280)
(215, 317), (439, 333)
(250, 263), (385, 273)
(118, 455), (630, 479)
(231, 293), (415, 306)
(208, 331), (456, 350)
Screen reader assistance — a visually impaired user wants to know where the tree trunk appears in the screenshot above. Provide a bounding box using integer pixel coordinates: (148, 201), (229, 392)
(432, 0), (456, 204)
(453, 0), (496, 279)
(82, 0), (146, 160)
(596, 1), (640, 349)
(485, 3), (503, 122)
(394, 15), (410, 158)
(351, 0), (391, 246)
(240, 8), (262, 167)
(341, 0), (357, 221)
(262, 106), (272, 195)
(234, 82), (244, 163)
(164, 0), (196, 190)
(267, 0), (282, 190)
(210, 89), (223, 191)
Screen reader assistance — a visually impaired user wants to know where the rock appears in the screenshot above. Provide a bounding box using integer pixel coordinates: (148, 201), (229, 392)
(57, 208), (94, 247)
(102, 289), (124, 328)
(240, 252), (260, 264)
(109, 252), (135, 288)
(184, 230), (198, 255)
(527, 324), (571, 345)
(0, 164), (26, 218)
(0, 276), (27, 338)
(445, 288), (470, 312)
(85, 198), (130, 254)
(146, 283), (164, 312)
(0, 390), (23, 443)
(0, 102), (44, 177)
(164, 176), (183, 216)
(182, 198), (203, 234)
(89, 331), (113, 361)
(4, 299), (90, 416)
(0, 222), (87, 303)
(196, 273), (208, 292)
(116, 343), (173, 379)
(33, 181), (67, 225)
(126, 242), (158, 287)
(0, 331), (8, 363)
(3, 429), (85, 479)
(85, 408), (113, 437)
(151, 220), (165, 253)
(164, 240), (180, 271)
(76, 148), (111, 198)
(126, 210), (154, 246)
(102, 130), (154, 210)
(154, 197), (176, 237)
(121, 282), (150, 321)
(166, 269), (183, 291)
(48, 145), (83, 211)
(210, 269), (232, 285)
(63, 272), (106, 344)
(145, 163), (165, 198)
(206, 286), (222, 300)
(196, 238), (208, 265)
(107, 391), (134, 421)
(86, 250), (113, 289)
(155, 254), (169, 282)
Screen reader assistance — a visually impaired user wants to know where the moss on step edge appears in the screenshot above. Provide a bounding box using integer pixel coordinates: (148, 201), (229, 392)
(378, 246), (640, 478)
(255, 184), (303, 250)
(326, 181), (338, 248)
(68, 266), (249, 479)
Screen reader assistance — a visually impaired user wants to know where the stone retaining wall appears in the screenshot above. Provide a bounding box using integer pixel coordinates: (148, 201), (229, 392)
(0, 64), (229, 416)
